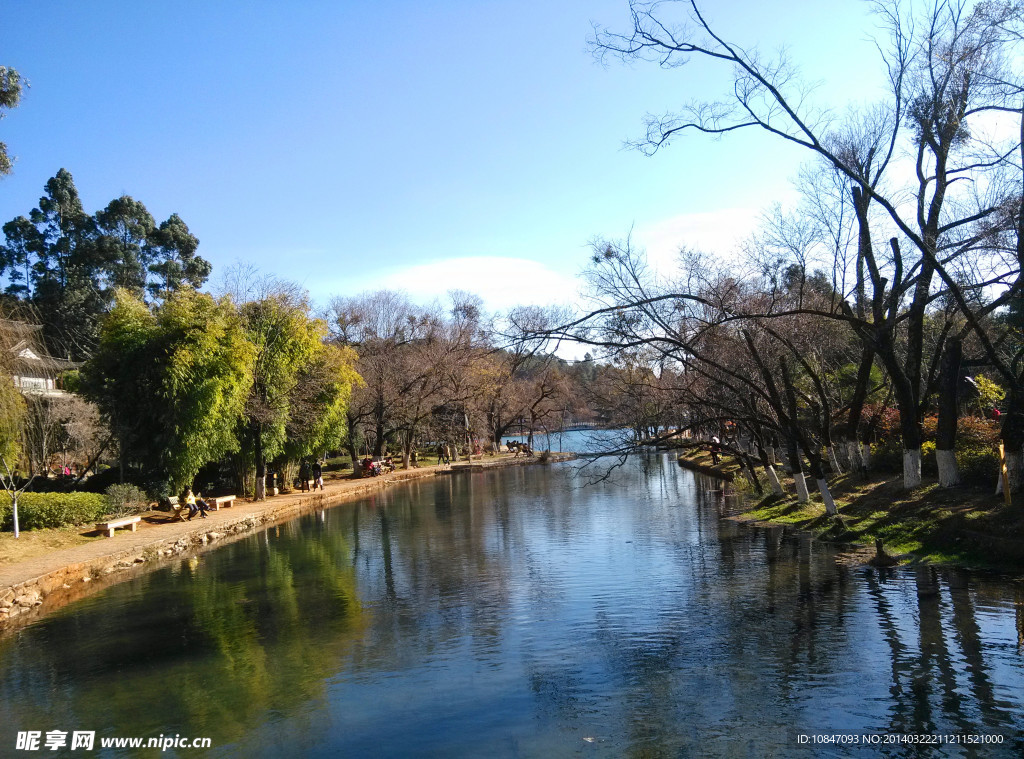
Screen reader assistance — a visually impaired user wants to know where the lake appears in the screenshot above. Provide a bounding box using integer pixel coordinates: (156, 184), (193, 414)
(1, 453), (1022, 757)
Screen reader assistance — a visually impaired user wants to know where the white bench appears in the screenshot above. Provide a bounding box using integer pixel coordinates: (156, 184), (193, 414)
(209, 495), (236, 510)
(96, 516), (141, 537)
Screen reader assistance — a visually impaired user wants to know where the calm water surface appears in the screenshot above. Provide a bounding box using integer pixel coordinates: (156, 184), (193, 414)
(2, 454), (1023, 757)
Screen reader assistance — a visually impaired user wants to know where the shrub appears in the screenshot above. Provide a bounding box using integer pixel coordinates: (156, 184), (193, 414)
(105, 484), (150, 517)
(958, 445), (999, 485)
(0, 491), (110, 531)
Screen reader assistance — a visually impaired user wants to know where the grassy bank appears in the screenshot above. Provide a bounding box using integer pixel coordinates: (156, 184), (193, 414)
(679, 451), (1024, 571)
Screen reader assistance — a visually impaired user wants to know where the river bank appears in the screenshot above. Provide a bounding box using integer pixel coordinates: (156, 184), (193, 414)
(0, 452), (572, 634)
(678, 451), (1024, 571)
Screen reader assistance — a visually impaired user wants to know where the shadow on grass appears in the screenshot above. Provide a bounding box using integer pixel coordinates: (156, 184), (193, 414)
(756, 473), (1024, 569)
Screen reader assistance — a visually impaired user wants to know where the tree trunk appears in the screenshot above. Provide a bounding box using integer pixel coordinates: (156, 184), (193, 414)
(827, 446), (842, 475)
(847, 440), (864, 472)
(346, 440), (362, 478)
(815, 478), (838, 516)
(999, 388), (1024, 496)
(936, 450), (959, 488)
(903, 449), (922, 489)
(254, 426), (266, 501)
(793, 471), (809, 502)
(1000, 447), (1023, 495)
(935, 337), (962, 487)
(757, 442), (784, 495)
(803, 446), (836, 515)
(742, 455), (763, 495)
(860, 443), (872, 470)
(845, 344), (876, 475)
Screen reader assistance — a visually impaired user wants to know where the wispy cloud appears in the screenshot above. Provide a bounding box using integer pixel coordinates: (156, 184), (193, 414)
(634, 208), (761, 273)
(343, 256), (582, 314)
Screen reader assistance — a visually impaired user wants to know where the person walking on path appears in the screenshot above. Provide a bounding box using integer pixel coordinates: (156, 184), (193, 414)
(312, 460), (323, 491)
(709, 436), (722, 466)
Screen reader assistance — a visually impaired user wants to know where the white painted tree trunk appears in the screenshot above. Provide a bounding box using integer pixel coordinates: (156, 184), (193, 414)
(834, 442), (851, 471)
(827, 446), (843, 474)
(816, 478), (837, 515)
(903, 449), (922, 489)
(765, 465), (784, 495)
(1008, 448), (1023, 493)
(860, 443), (872, 469)
(847, 440), (864, 471)
(935, 449), (960, 487)
(793, 472), (809, 502)
(996, 448), (1022, 495)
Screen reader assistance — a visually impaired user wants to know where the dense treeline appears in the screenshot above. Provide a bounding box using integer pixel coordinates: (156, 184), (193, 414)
(325, 291), (674, 466)
(0, 174), (661, 504)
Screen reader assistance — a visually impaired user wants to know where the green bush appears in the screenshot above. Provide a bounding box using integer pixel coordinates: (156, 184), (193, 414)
(957, 445), (998, 485)
(0, 491), (110, 531)
(105, 484), (150, 517)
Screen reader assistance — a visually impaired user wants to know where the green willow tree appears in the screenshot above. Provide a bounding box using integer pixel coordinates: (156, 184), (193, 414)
(236, 286), (357, 499)
(81, 289), (253, 493)
(281, 342), (361, 468)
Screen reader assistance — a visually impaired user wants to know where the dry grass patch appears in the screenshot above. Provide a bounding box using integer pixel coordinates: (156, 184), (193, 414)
(0, 525), (100, 565)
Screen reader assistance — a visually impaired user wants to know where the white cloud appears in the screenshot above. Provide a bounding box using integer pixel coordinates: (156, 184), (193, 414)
(360, 256), (582, 313)
(633, 208), (761, 273)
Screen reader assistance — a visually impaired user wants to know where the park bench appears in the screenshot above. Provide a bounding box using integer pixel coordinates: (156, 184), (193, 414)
(208, 495), (236, 510)
(164, 496), (185, 521)
(96, 516), (141, 537)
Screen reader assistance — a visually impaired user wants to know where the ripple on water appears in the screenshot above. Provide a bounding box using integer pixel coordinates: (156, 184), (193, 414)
(1, 456), (1023, 757)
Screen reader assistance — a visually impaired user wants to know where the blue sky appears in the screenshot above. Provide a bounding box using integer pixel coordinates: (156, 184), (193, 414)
(1, 1), (886, 313)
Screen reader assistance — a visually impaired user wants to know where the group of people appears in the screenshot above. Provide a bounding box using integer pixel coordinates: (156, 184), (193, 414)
(437, 443), (452, 465)
(360, 456), (395, 476)
(505, 438), (536, 456)
(506, 440), (533, 457)
(298, 460), (325, 490)
(180, 487), (210, 520)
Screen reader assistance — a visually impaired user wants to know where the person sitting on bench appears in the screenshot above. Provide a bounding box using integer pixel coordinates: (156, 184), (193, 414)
(183, 487), (209, 520)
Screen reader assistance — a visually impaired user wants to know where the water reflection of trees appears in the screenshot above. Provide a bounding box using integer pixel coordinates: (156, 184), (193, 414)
(541, 465), (1024, 756)
(0, 522), (365, 749)
(2, 460), (1023, 757)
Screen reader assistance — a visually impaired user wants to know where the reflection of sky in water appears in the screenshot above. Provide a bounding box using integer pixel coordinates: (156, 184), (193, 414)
(1, 454), (1023, 758)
